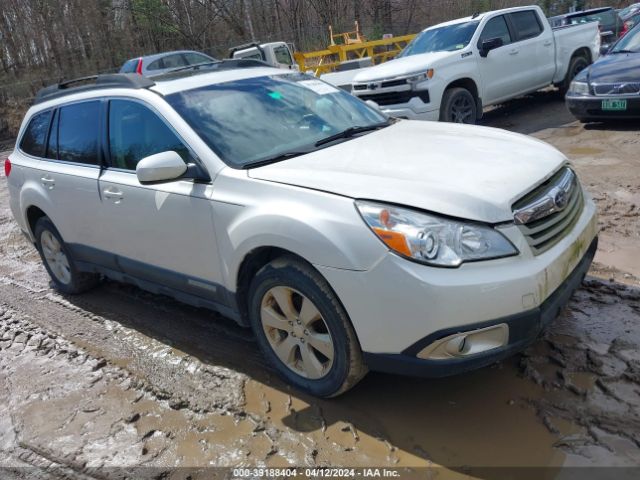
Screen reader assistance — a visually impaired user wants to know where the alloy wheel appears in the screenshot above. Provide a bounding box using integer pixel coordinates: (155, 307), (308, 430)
(40, 230), (72, 285)
(260, 286), (334, 379)
(451, 95), (474, 123)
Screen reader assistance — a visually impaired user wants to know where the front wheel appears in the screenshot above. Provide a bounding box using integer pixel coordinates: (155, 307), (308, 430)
(247, 256), (367, 397)
(440, 87), (477, 124)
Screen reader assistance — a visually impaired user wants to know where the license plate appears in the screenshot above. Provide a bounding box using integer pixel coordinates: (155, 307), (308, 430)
(602, 99), (627, 111)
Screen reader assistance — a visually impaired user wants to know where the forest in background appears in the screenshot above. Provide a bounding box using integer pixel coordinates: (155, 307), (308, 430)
(0, 0), (626, 141)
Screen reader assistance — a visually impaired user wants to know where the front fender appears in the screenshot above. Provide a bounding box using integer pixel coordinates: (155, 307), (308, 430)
(211, 191), (387, 292)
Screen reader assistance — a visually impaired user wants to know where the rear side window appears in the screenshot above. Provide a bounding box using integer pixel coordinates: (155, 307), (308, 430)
(183, 52), (212, 65)
(274, 46), (293, 65)
(479, 15), (512, 46)
(161, 54), (187, 69)
(510, 10), (543, 40)
(108, 99), (189, 170)
(58, 101), (101, 165)
(20, 110), (52, 157)
(147, 58), (163, 71)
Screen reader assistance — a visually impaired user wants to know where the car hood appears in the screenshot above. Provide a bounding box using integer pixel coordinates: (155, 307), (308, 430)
(248, 121), (567, 223)
(352, 51), (456, 83)
(588, 53), (640, 84)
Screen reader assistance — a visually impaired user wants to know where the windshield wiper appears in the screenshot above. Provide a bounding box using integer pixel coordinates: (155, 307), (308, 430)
(610, 49), (637, 54)
(314, 122), (389, 147)
(242, 149), (315, 169)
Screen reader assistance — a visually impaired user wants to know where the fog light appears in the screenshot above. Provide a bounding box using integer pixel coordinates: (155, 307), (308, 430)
(417, 324), (509, 360)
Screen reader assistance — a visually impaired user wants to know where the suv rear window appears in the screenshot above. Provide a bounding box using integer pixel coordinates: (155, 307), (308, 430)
(510, 10), (543, 40)
(20, 110), (52, 157)
(57, 101), (101, 165)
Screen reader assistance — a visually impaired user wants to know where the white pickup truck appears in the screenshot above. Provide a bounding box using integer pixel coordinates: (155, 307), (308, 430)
(349, 5), (601, 124)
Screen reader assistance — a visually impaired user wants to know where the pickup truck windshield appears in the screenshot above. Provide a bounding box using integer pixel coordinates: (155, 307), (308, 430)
(166, 73), (386, 167)
(398, 21), (480, 57)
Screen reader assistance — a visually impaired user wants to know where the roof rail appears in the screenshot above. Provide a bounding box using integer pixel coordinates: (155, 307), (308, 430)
(228, 41), (266, 60)
(34, 73), (155, 105)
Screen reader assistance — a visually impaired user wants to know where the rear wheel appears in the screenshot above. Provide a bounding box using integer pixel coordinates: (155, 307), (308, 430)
(440, 87), (477, 124)
(247, 256), (367, 397)
(559, 55), (589, 96)
(34, 217), (100, 294)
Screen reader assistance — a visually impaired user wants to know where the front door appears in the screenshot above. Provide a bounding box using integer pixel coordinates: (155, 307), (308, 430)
(95, 98), (226, 305)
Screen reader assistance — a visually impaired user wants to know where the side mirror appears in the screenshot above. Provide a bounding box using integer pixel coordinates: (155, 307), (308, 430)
(479, 37), (504, 57)
(365, 99), (382, 111)
(136, 151), (187, 183)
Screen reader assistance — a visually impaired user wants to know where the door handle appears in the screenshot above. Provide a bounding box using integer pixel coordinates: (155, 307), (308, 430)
(543, 40), (553, 46)
(103, 188), (124, 202)
(509, 49), (519, 55)
(41, 176), (55, 189)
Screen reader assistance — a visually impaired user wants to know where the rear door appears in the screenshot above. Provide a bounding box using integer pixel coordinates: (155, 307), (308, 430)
(29, 101), (103, 255)
(507, 9), (555, 92)
(96, 98), (226, 305)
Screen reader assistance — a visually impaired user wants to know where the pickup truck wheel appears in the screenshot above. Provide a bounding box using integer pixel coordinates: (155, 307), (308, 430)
(440, 88), (477, 124)
(247, 256), (367, 397)
(34, 217), (100, 294)
(559, 55), (589, 96)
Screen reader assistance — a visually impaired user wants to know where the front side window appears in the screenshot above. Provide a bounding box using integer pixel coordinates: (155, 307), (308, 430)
(510, 11), (543, 40)
(58, 101), (100, 165)
(20, 110), (52, 157)
(399, 21), (480, 57)
(166, 73), (386, 168)
(108, 99), (189, 170)
(479, 15), (512, 46)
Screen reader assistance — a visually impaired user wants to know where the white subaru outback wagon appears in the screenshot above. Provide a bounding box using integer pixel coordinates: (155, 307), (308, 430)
(5, 61), (598, 397)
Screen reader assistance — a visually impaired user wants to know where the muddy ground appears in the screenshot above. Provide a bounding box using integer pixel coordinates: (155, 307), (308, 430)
(1, 92), (639, 479)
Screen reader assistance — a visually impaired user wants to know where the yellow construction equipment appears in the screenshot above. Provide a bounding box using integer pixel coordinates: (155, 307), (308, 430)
(294, 22), (416, 76)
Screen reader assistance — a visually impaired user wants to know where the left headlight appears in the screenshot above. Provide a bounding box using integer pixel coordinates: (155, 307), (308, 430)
(568, 80), (590, 96)
(406, 69), (434, 86)
(356, 200), (518, 267)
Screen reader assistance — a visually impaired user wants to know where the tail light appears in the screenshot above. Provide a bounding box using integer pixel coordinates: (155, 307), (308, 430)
(135, 58), (143, 75)
(4, 157), (11, 177)
(621, 22), (629, 37)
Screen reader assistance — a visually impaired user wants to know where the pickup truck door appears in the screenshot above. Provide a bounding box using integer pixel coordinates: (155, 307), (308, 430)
(95, 99), (228, 307)
(507, 10), (556, 91)
(476, 14), (520, 104)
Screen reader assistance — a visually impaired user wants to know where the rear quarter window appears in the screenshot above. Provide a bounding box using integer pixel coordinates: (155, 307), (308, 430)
(19, 110), (52, 157)
(121, 58), (139, 73)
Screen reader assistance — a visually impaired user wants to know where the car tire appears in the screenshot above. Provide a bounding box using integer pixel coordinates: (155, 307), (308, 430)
(440, 87), (477, 124)
(559, 55), (589, 96)
(34, 217), (100, 294)
(247, 255), (367, 397)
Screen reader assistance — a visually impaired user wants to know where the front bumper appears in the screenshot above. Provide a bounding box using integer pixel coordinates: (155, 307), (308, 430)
(316, 193), (598, 374)
(566, 94), (640, 120)
(364, 236), (597, 377)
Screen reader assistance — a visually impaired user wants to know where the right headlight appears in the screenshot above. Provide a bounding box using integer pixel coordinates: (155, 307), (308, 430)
(568, 80), (590, 96)
(356, 200), (518, 268)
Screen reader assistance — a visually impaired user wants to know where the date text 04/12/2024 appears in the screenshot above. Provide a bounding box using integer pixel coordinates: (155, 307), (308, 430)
(232, 468), (402, 478)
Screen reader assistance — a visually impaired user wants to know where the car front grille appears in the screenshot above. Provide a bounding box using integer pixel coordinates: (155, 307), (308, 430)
(593, 82), (640, 96)
(512, 167), (584, 255)
(355, 90), (430, 106)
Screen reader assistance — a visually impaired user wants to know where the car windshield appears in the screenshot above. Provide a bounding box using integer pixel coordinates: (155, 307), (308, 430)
(611, 23), (640, 52)
(166, 73), (387, 167)
(568, 11), (614, 27)
(620, 4), (640, 18)
(398, 21), (480, 57)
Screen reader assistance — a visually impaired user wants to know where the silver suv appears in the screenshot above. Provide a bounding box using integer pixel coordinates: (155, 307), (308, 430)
(5, 63), (598, 397)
